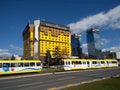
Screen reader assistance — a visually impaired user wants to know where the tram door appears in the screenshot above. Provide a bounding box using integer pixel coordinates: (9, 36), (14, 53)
(87, 61), (90, 67)
(3, 63), (10, 72)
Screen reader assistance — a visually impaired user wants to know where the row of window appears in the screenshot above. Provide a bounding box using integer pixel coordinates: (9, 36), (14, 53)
(40, 47), (70, 51)
(40, 27), (69, 35)
(0, 62), (41, 68)
(40, 37), (69, 42)
(64, 61), (89, 65)
(64, 61), (117, 65)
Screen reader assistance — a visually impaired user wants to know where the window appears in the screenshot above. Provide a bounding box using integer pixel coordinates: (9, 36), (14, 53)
(78, 61), (82, 64)
(87, 61), (89, 64)
(36, 62), (40, 66)
(72, 61), (75, 64)
(75, 61), (78, 64)
(68, 61), (70, 65)
(101, 61), (105, 64)
(24, 63), (29, 67)
(3, 63), (10, 67)
(0, 63), (2, 68)
(18, 63), (23, 67)
(92, 61), (97, 64)
(83, 62), (86, 64)
(65, 61), (70, 65)
(30, 62), (35, 66)
(112, 61), (117, 64)
(11, 63), (16, 67)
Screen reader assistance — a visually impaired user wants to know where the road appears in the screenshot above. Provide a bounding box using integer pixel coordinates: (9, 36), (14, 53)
(0, 68), (120, 90)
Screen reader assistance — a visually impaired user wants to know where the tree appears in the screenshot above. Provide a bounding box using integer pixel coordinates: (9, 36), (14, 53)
(45, 50), (51, 68)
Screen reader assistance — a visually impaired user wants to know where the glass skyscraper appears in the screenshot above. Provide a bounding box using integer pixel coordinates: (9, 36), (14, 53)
(71, 34), (82, 58)
(86, 28), (102, 59)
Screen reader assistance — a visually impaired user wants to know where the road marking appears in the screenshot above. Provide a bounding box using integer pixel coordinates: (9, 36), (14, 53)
(88, 73), (98, 76)
(92, 79), (98, 82)
(0, 73), (53, 80)
(47, 88), (57, 90)
(17, 82), (43, 87)
(57, 76), (75, 81)
(1, 78), (32, 84)
(0, 81), (43, 90)
(1, 76), (76, 90)
(66, 84), (74, 87)
(80, 81), (87, 84)
(1, 67), (119, 80)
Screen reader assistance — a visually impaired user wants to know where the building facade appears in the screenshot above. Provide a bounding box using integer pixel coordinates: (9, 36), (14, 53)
(86, 28), (102, 59)
(71, 34), (82, 58)
(23, 20), (71, 62)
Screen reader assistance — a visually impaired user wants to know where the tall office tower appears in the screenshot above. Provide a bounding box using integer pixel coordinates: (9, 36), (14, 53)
(23, 20), (71, 62)
(71, 34), (82, 58)
(86, 28), (102, 59)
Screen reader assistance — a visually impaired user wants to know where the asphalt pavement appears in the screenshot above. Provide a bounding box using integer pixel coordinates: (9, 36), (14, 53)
(0, 68), (120, 90)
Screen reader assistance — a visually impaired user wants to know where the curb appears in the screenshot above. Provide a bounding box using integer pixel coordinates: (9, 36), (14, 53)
(47, 75), (120, 90)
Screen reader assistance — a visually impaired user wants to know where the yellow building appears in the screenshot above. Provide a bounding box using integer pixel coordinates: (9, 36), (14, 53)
(23, 20), (71, 62)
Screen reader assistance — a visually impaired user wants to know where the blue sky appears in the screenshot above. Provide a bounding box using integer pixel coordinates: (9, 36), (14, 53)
(0, 0), (120, 56)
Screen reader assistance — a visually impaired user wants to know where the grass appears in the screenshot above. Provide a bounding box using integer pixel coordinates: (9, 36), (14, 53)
(62, 77), (120, 90)
(40, 68), (64, 73)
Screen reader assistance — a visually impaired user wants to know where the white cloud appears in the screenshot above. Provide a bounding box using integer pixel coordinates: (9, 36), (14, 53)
(81, 43), (88, 53)
(102, 46), (120, 52)
(0, 49), (11, 56)
(68, 5), (120, 33)
(101, 38), (110, 45)
(82, 43), (87, 49)
(10, 44), (23, 51)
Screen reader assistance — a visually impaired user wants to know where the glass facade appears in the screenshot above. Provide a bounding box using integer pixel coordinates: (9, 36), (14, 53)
(71, 34), (82, 58)
(86, 28), (102, 59)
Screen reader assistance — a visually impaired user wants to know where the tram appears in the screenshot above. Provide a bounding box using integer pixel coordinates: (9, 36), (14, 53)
(0, 60), (42, 75)
(61, 59), (118, 70)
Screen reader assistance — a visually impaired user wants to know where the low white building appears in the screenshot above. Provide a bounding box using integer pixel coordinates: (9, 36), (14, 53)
(12, 54), (22, 60)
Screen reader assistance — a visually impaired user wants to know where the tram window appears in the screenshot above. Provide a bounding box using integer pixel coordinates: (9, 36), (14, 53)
(20, 63), (23, 67)
(66, 62), (68, 65)
(65, 61), (67, 65)
(3, 63), (10, 67)
(78, 61), (82, 64)
(11, 63), (16, 67)
(98, 62), (100, 64)
(68, 61), (70, 65)
(24, 63), (29, 67)
(101, 61), (104, 64)
(112, 61), (117, 64)
(87, 61), (89, 64)
(0, 63), (2, 68)
(83, 62), (86, 64)
(92, 61), (97, 64)
(72, 61), (74, 64)
(18, 63), (23, 67)
(36, 62), (40, 66)
(76, 61), (78, 64)
(30, 62), (35, 66)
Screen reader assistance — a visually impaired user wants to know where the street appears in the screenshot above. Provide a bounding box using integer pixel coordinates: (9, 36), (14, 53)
(0, 68), (120, 90)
